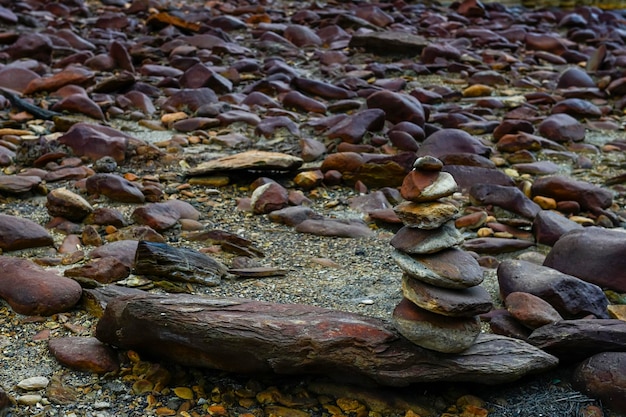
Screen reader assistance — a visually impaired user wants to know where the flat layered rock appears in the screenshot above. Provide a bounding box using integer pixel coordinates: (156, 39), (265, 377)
(390, 222), (464, 255)
(186, 150), (303, 176)
(96, 293), (558, 385)
(392, 248), (483, 289)
(394, 201), (459, 229)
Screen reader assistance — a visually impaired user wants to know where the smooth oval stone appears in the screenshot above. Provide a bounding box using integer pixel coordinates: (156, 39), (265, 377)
(282, 90), (327, 114)
(493, 119), (535, 141)
(392, 247), (483, 289)
(326, 108), (385, 144)
(469, 183), (541, 219)
(0, 67), (40, 93)
(283, 24), (322, 47)
(390, 221), (464, 255)
(400, 170), (457, 202)
(531, 175), (613, 212)
(48, 337), (120, 374)
(0, 256), (82, 316)
(544, 227), (626, 293)
(51, 93), (105, 120)
(366, 90), (425, 127)
(538, 113), (585, 142)
(46, 187), (93, 222)
(557, 67), (595, 89)
(268, 206), (323, 226)
(574, 352), (626, 414)
(393, 298), (481, 353)
(0, 175), (41, 194)
(525, 33), (567, 55)
(532, 210), (583, 247)
(512, 161), (561, 175)
(417, 128), (491, 160)
(5, 33), (53, 64)
(64, 256), (131, 283)
(24, 66), (94, 95)
(551, 98), (602, 119)
(162, 88), (218, 112)
(421, 43), (461, 64)
(131, 200), (200, 231)
(86, 173), (145, 203)
(394, 201), (459, 230)
(462, 238), (535, 254)
(295, 218), (374, 238)
(505, 292), (563, 330)
(0, 214), (53, 251)
(498, 259), (608, 319)
(292, 77), (355, 100)
(90, 240), (138, 268)
(251, 182), (289, 214)
(413, 156), (443, 171)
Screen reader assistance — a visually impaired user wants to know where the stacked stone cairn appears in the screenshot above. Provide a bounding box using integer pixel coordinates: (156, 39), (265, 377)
(390, 156), (493, 353)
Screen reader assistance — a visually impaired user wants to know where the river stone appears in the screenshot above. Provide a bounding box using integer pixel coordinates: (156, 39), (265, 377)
(400, 170), (457, 202)
(0, 175), (41, 194)
(57, 123), (136, 163)
(131, 200), (200, 231)
(394, 201), (459, 229)
(443, 165), (515, 192)
(462, 238), (535, 254)
(417, 129), (491, 160)
(498, 259), (609, 319)
(295, 218), (374, 238)
(268, 206), (324, 226)
(46, 187), (93, 222)
(393, 298), (481, 353)
(48, 336), (120, 374)
(531, 175), (613, 212)
(469, 183), (541, 219)
(366, 90), (426, 127)
(390, 222), (464, 255)
(543, 227), (626, 292)
(64, 257), (131, 284)
(532, 210), (583, 246)
(0, 256), (82, 316)
(573, 352), (626, 414)
(89, 240), (138, 268)
(86, 173), (145, 203)
(485, 309), (532, 341)
(538, 113), (585, 143)
(0, 214), (53, 251)
(251, 182), (289, 214)
(392, 248), (483, 289)
(402, 274), (492, 317)
(505, 292), (563, 330)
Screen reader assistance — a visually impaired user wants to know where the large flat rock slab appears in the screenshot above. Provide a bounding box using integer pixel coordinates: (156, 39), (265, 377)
(96, 293), (557, 386)
(186, 150), (303, 176)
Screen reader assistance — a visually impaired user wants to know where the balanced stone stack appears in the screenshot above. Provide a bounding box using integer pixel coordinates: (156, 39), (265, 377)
(390, 156), (493, 353)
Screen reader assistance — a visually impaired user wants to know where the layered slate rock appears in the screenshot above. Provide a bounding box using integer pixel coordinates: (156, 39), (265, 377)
(96, 293), (558, 385)
(543, 227), (626, 292)
(389, 156), (492, 353)
(498, 259), (609, 319)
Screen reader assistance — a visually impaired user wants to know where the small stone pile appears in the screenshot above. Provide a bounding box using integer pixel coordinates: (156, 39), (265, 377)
(390, 156), (493, 353)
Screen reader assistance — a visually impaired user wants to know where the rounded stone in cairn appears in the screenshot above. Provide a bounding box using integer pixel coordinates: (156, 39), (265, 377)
(390, 221), (464, 255)
(392, 298), (481, 353)
(392, 248), (484, 289)
(401, 274), (493, 317)
(400, 170), (458, 202)
(394, 200), (459, 229)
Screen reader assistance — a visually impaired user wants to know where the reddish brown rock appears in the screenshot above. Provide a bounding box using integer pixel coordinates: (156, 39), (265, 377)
(400, 170), (457, 203)
(283, 24), (322, 47)
(89, 240), (138, 268)
(295, 218), (374, 238)
(417, 129), (491, 160)
(282, 90), (327, 114)
(268, 206), (323, 226)
(366, 90), (425, 127)
(24, 66), (93, 95)
(46, 187), (93, 222)
(551, 98), (602, 119)
(131, 200), (200, 231)
(469, 183), (541, 219)
(390, 222), (464, 255)
(48, 336), (119, 374)
(57, 123), (138, 163)
(64, 257), (131, 283)
(544, 227), (626, 293)
(393, 298), (481, 353)
(531, 176), (613, 212)
(0, 66), (40, 93)
(0, 214), (53, 251)
(292, 77), (355, 100)
(484, 309), (532, 341)
(462, 238), (535, 254)
(532, 210), (583, 246)
(299, 138), (326, 162)
(326, 108), (385, 144)
(0, 256), (82, 316)
(505, 292), (563, 330)
(86, 173), (145, 203)
(251, 182), (289, 214)
(498, 259), (608, 319)
(162, 88), (218, 112)
(51, 93), (105, 120)
(0, 175), (41, 194)
(5, 33), (53, 64)
(394, 201), (459, 230)
(538, 113), (585, 143)
(557, 67), (595, 89)
(574, 352), (626, 414)
(85, 208), (127, 228)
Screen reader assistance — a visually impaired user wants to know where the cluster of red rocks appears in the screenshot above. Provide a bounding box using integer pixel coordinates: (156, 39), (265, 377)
(389, 156), (493, 353)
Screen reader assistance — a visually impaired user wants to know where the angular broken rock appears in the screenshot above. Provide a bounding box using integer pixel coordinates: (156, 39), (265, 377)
(528, 319), (626, 362)
(186, 150), (303, 176)
(134, 240), (227, 286)
(498, 259), (608, 319)
(95, 293), (558, 385)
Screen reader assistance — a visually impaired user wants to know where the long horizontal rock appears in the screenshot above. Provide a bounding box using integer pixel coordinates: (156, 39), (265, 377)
(95, 293), (558, 386)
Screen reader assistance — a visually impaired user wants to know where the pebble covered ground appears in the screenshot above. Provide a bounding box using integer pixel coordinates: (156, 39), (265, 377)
(1, 0), (626, 415)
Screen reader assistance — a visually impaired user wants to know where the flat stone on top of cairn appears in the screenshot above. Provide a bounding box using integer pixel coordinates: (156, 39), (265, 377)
(390, 156), (492, 353)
